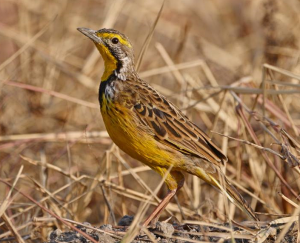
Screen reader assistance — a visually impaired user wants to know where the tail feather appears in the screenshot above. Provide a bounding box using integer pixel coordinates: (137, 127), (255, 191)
(195, 168), (259, 221)
(218, 176), (259, 221)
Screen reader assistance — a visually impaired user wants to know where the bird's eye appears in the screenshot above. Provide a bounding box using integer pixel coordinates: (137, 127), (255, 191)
(112, 38), (119, 44)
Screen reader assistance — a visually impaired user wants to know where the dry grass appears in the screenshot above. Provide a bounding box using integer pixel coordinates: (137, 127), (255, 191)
(1, 0), (300, 242)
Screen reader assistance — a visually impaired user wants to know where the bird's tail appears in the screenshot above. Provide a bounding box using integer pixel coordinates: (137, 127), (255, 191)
(195, 168), (259, 221)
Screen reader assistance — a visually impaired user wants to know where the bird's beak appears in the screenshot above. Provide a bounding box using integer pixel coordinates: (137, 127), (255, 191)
(77, 27), (102, 43)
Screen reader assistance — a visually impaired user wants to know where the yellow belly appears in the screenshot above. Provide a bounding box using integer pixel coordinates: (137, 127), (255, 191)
(101, 102), (181, 169)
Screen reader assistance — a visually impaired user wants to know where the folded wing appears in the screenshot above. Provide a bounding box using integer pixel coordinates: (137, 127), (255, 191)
(129, 80), (227, 172)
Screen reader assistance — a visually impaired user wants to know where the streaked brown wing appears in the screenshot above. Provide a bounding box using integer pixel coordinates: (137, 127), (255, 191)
(130, 80), (227, 169)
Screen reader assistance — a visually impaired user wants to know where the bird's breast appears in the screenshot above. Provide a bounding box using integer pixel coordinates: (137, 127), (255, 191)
(98, 80), (188, 169)
(100, 98), (179, 168)
(100, 100), (149, 160)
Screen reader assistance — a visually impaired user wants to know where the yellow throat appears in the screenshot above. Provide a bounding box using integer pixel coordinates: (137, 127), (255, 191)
(95, 43), (118, 81)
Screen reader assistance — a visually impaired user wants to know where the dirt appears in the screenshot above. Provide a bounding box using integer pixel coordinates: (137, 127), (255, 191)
(46, 216), (298, 243)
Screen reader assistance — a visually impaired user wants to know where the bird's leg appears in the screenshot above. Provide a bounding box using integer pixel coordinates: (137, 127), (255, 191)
(142, 170), (185, 227)
(142, 189), (177, 227)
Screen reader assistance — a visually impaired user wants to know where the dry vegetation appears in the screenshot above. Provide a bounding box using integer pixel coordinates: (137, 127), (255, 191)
(1, 0), (300, 242)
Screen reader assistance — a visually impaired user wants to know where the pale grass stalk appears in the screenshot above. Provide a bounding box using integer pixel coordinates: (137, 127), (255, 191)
(0, 166), (23, 218)
(115, 148), (128, 216)
(140, 60), (205, 78)
(274, 84), (299, 136)
(2, 81), (99, 109)
(136, 0), (165, 71)
(274, 213), (300, 243)
(0, 221), (31, 239)
(279, 192), (299, 208)
(20, 155), (195, 218)
(62, 218), (123, 239)
(155, 42), (185, 84)
(122, 166), (173, 243)
(113, 151), (170, 211)
(0, 181), (79, 226)
(2, 213), (26, 243)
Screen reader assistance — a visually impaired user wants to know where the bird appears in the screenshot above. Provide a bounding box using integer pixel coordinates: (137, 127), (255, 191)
(77, 27), (259, 226)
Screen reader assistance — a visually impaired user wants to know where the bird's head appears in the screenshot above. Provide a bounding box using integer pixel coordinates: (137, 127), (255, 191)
(77, 27), (135, 81)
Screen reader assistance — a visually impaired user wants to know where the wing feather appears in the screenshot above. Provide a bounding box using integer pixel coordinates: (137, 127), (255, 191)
(128, 80), (227, 168)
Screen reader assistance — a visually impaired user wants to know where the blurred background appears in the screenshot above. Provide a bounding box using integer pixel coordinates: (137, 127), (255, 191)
(1, 0), (300, 241)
